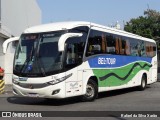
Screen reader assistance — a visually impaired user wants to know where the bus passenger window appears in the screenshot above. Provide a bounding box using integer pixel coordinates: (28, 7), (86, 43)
(153, 43), (157, 57)
(115, 37), (119, 54)
(137, 41), (141, 56)
(125, 39), (130, 55)
(138, 41), (146, 57)
(130, 39), (138, 56)
(106, 34), (116, 54)
(146, 42), (154, 57)
(101, 34), (106, 53)
(86, 30), (103, 56)
(146, 42), (149, 57)
(118, 38), (127, 55)
(150, 45), (154, 57)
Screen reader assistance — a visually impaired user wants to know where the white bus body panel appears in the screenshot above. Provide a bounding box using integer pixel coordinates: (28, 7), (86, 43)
(13, 72), (66, 98)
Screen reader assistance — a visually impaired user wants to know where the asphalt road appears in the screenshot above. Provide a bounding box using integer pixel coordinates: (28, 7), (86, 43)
(0, 82), (160, 119)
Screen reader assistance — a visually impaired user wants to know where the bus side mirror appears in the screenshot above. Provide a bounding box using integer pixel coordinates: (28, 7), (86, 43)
(2, 37), (19, 54)
(58, 33), (83, 51)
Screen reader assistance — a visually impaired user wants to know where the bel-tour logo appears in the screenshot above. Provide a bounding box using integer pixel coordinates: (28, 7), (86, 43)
(98, 57), (116, 65)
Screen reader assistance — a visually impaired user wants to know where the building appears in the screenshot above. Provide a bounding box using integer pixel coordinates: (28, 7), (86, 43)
(0, 0), (41, 84)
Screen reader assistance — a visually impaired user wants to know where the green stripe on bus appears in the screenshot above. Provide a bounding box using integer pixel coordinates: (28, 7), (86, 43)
(92, 62), (151, 87)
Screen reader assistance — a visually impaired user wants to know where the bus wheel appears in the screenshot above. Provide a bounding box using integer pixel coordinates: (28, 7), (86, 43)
(81, 79), (98, 102)
(138, 75), (147, 91)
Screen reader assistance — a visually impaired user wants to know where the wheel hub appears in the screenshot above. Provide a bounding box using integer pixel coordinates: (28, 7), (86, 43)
(86, 84), (94, 98)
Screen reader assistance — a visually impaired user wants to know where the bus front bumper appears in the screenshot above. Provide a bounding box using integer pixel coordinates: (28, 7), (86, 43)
(12, 82), (65, 99)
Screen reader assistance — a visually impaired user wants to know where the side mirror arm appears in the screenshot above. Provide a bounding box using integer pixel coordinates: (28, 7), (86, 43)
(58, 33), (83, 51)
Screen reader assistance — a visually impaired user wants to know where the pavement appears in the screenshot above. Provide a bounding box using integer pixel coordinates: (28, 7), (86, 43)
(0, 81), (160, 120)
(3, 79), (160, 92)
(4, 84), (12, 92)
(1, 84), (13, 96)
(0, 82), (160, 118)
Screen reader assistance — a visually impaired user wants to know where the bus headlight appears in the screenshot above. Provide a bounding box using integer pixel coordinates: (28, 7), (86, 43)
(13, 79), (19, 84)
(12, 76), (19, 84)
(47, 77), (66, 85)
(47, 73), (72, 85)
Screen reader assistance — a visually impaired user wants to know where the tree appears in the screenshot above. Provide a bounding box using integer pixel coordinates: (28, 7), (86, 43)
(124, 9), (160, 40)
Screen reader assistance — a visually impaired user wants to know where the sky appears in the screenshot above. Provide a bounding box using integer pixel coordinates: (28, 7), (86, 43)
(37, 0), (160, 29)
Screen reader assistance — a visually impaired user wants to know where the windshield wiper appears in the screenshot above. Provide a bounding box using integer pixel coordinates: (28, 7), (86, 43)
(20, 46), (35, 74)
(19, 59), (29, 74)
(40, 66), (46, 77)
(37, 58), (46, 77)
(36, 38), (46, 77)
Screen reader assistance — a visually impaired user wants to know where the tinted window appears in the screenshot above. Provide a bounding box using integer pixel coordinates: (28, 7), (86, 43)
(130, 39), (139, 56)
(146, 42), (156, 57)
(85, 29), (156, 58)
(106, 34), (116, 54)
(65, 37), (85, 69)
(86, 30), (104, 56)
(125, 38), (131, 55)
(118, 37), (127, 55)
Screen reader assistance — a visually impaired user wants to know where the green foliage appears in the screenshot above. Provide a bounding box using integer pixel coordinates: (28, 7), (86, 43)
(124, 9), (160, 40)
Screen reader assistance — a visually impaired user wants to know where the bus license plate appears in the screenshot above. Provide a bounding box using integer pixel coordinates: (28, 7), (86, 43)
(28, 93), (39, 97)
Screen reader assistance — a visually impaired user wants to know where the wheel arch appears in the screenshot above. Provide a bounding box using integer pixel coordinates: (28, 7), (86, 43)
(89, 76), (99, 92)
(83, 75), (99, 94)
(81, 76), (99, 101)
(142, 72), (147, 83)
(89, 76), (98, 86)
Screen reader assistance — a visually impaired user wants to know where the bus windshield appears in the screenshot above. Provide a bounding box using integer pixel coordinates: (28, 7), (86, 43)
(14, 32), (64, 77)
(13, 26), (89, 77)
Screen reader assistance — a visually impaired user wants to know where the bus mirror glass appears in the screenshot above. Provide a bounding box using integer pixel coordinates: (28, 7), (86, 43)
(58, 33), (83, 51)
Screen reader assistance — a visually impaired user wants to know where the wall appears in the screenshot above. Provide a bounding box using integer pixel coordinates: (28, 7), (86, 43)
(1, 0), (41, 36)
(0, 0), (41, 84)
(0, 37), (5, 68)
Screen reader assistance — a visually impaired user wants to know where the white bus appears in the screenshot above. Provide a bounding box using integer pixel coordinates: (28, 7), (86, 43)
(12, 21), (157, 101)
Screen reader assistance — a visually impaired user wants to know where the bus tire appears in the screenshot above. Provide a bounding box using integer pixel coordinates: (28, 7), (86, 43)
(81, 79), (98, 102)
(138, 75), (147, 91)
